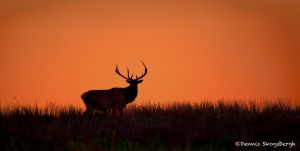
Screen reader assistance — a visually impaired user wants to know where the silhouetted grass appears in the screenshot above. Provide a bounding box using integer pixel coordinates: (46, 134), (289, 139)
(0, 101), (299, 151)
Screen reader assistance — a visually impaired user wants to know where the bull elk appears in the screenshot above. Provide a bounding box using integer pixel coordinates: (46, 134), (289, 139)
(81, 61), (147, 116)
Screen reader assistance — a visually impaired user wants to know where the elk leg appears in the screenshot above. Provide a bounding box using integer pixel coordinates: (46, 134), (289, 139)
(118, 108), (124, 117)
(112, 108), (117, 116)
(84, 104), (94, 116)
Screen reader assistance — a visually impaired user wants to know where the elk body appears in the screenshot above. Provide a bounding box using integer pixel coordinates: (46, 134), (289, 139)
(81, 61), (147, 116)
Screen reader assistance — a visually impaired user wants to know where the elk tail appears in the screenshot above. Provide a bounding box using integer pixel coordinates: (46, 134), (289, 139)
(81, 92), (88, 103)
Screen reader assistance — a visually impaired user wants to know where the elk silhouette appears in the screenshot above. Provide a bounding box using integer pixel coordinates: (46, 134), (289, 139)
(81, 61), (147, 116)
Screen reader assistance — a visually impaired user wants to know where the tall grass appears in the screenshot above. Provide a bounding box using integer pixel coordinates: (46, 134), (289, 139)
(0, 101), (299, 151)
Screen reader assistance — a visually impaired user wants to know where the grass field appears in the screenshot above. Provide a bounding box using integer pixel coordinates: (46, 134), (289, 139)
(0, 101), (299, 151)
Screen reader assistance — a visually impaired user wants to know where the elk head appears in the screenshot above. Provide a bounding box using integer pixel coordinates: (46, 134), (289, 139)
(115, 61), (147, 88)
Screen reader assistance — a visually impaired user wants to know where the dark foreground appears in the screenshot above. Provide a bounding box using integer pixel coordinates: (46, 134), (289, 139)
(0, 102), (299, 151)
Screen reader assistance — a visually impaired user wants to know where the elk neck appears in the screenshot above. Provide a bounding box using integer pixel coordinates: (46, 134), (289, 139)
(124, 84), (138, 104)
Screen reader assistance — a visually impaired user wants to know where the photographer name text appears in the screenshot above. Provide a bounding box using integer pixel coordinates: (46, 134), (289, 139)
(235, 141), (296, 148)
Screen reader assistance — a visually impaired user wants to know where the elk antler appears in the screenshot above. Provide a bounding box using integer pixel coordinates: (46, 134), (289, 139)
(116, 61), (147, 80)
(127, 67), (134, 79)
(135, 60), (147, 80)
(115, 65), (128, 79)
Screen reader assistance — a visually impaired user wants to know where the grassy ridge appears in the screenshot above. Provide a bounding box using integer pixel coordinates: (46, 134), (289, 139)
(0, 101), (299, 151)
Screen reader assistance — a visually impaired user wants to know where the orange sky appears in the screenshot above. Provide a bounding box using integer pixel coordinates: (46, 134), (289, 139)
(1, 0), (300, 107)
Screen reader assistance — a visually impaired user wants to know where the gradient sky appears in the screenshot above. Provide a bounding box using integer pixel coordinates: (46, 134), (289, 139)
(1, 0), (300, 107)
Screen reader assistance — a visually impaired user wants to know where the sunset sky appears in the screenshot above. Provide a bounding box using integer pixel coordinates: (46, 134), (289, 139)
(1, 0), (300, 107)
